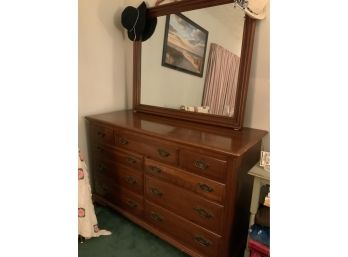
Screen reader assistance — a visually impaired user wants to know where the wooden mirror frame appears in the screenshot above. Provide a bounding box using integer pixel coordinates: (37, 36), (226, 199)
(133, 0), (257, 130)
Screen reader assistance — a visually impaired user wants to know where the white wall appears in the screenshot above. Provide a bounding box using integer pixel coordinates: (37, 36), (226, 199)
(79, 0), (129, 166)
(244, 3), (270, 151)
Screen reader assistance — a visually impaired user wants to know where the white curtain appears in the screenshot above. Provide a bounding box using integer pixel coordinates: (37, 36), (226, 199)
(202, 43), (240, 117)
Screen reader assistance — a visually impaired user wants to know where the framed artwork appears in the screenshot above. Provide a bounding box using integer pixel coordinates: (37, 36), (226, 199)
(162, 13), (209, 77)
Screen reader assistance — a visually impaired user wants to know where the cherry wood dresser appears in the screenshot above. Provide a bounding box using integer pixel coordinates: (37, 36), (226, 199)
(86, 110), (267, 257)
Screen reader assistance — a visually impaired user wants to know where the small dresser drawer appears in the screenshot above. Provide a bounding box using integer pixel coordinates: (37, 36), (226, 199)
(91, 124), (114, 145)
(94, 159), (143, 194)
(94, 177), (143, 218)
(115, 130), (178, 165)
(145, 176), (224, 235)
(145, 201), (221, 257)
(179, 150), (228, 182)
(144, 159), (225, 204)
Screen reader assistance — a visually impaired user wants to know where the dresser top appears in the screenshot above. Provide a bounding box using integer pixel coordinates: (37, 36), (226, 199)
(86, 110), (267, 156)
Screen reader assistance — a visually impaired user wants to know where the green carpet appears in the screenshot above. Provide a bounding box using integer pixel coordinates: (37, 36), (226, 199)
(78, 205), (188, 257)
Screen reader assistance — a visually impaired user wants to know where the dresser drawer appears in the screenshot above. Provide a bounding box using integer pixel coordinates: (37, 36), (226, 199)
(93, 144), (115, 160)
(115, 130), (179, 165)
(94, 175), (117, 203)
(114, 186), (143, 218)
(145, 176), (224, 235)
(144, 159), (225, 204)
(94, 177), (143, 218)
(113, 148), (143, 171)
(91, 124), (114, 145)
(145, 201), (221, 257)
(94, 159), (143, 194)
(179, 150), (228, 182)
(93, 144), (143, 171)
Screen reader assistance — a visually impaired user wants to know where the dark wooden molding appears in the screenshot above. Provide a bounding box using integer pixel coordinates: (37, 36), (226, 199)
(148, 0), (235, 17)
(133, 0), (258, 130)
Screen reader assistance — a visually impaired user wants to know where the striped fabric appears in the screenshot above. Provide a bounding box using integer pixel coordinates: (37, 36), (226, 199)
(202, 43), (240, 117)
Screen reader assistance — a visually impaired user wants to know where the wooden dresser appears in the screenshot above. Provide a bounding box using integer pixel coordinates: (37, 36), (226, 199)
(86, 110), (267, 257)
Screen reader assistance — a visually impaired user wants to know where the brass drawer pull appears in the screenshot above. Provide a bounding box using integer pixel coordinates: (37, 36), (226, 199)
(193, 160), (209, 170)
(198, 183), (213, 193)
(97, 164), (107, 173)
(158, 149), (170, 158)
(194, 235), (211, 247)
(97, 184), (109, 195)
(194, 207), (213, 219)
(126, 200), (137, 209)
(125, 176), (136, 185)
(147, 166), (162, 173)
(97, 131), (106, 138)
(119, 137), (129, 145)
(96, 146), (104, 153)
(126, 157), (137, 165)
(150, 212), (163, 222)
(150, 187), (163, 197)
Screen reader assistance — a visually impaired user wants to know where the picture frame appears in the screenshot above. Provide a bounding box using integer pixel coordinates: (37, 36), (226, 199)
(161, 13), (209, 77)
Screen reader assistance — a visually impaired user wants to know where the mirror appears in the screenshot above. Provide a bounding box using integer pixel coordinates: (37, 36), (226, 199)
(133, 0), (257, 129)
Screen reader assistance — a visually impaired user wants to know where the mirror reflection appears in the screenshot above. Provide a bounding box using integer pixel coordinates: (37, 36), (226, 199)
(141, 4), (245, 117)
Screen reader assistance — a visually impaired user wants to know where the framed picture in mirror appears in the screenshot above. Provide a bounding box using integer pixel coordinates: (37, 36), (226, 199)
(161, 13), (208, 77)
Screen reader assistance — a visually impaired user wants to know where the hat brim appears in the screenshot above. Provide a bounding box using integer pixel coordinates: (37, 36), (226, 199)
(127, 2), (147, 41)
(245, 6), (266, 20)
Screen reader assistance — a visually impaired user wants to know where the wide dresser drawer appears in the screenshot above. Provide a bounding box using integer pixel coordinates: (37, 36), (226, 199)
(94, 176), (143, 218)
(93, 144), (143, 171)
(179, 149), (228, 182)
(145, 175), (224, 235)
(115, 130), (179, 165)
(145, 201), (221, 257)
(144, 158), (225, 204)
(94, 159), (143, 194)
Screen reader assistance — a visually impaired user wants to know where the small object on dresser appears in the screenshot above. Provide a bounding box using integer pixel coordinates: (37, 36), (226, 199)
(259, 151), (270, 171)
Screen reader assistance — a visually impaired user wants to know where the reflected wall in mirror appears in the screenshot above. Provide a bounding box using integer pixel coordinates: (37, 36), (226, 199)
(133, 0), (257, 129)
(141, 4), (244, 117)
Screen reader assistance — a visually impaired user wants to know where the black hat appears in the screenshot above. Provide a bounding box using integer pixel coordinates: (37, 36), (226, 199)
(121, 1), (157, 42)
